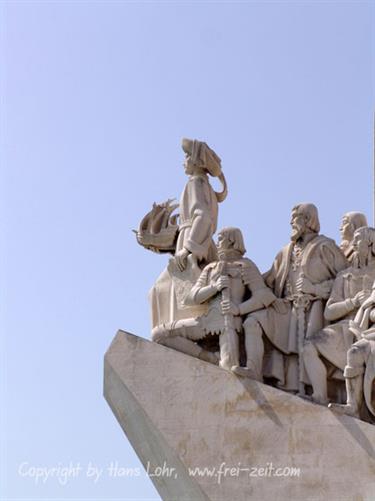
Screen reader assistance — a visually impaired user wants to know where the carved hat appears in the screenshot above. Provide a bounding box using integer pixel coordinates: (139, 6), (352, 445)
(182, 138), (222, 177)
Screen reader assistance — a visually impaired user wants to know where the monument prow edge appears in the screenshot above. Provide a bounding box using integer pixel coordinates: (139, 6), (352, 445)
(104, 330), (375, 501)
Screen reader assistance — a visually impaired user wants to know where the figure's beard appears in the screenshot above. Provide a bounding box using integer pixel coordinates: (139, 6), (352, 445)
(351, 250), (367, 269)
(291, 225), (305, 243)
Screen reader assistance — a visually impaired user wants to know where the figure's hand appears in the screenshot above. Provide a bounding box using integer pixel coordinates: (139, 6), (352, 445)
(352, 290), (371, 308)
(272, 298), (289, 314)
(175, 248), (190, 272)
(221, 299), (240, 316)
(360, 290), (375, 310)
(296, 276), (315, 295)
(363, 326), (375, 341)
(215, 275), (230, 291)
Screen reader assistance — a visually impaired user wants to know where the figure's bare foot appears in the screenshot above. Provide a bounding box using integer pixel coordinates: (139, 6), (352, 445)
(328, 403), (359, 418)
(231, 365), (259, 380)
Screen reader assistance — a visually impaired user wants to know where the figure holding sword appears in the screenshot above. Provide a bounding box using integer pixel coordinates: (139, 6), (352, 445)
(153, 227), (277, 375)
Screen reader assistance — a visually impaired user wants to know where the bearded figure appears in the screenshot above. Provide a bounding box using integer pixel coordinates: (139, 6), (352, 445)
(242, 203), (347, 391)
(302, 226), (375, 405)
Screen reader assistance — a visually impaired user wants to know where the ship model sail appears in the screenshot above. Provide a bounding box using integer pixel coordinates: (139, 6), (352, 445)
(134, 199), (179, 254)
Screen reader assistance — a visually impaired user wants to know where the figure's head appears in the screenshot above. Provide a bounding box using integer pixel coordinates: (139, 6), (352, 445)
(217, 227), (246, 259)
(290, 203), (320, 242)
(351, 226), (375, 267)
(182, 138), (197, 175)
(181, 138), (222, 177)
(340, 212), (368, 244)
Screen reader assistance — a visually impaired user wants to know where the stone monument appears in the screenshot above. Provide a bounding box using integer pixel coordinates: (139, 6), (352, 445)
(104, 139), (375, 500)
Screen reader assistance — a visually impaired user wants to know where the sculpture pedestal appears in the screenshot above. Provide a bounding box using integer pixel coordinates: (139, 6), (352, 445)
(104, 330), (375, 501)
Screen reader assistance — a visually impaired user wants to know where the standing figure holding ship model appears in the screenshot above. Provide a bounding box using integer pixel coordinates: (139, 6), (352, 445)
(173, 138), (228, 271)
(136, 138), (228, 335)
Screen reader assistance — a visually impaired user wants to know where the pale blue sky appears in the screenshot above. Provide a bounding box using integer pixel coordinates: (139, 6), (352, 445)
(1, 1), (374, 500)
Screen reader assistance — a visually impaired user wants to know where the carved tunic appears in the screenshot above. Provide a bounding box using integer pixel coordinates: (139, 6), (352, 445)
(265, 235), (347, 300)
(176, 174), (218, 262)
(189, 258), (276, 335)
(258, 235), (347, 353)
(247, 234), (347, 387)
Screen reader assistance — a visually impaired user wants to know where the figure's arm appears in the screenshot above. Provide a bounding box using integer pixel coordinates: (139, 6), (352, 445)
(320, 242), (348, 283)
(186, 211), (212, 258)
(325, 285), (373, 322)
(184, 177), (213, 259)
(239, 290), (276, 315)
(238, 261), (277, 315)
(360, 284), (375, 310)
(324, 291), (357, 322)
(263, 254), (279, 290)
(185, 267), (229, 305)
(323, 271), (367, 322)
(296, 277), (334, 300)
(185, 268), (213, 305)
(297, 243), (348, 300)
(175, 177), (214, 271)
(363, 322), (375, 341)
(321, 243), (359, 320)
(187, 283), (217, 305)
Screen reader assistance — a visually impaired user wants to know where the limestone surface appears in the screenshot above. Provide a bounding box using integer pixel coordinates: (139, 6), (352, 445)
(104, 330), (375, 501)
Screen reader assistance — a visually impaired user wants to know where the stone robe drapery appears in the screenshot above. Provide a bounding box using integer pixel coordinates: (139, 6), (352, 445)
(249, 234), (347, 387)
(175, 173), (219, 263)
(151, 173), (221, 330)
(184, 257), (276, 336)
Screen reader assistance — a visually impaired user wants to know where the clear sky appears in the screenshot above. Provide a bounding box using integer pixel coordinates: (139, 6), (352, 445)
(1, 1), (374, 500)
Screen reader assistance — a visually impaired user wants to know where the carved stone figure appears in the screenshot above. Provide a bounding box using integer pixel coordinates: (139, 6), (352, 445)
(302, 227), (375, 404)
(146, 139), (228, 331)
(242, 203), (347, 391)
(133, 140), (375, 426)
(328, 284), (375, 419)
(152, 227), (276, 372)
(174, 138), (228, 271)
(340, 211), (368, 262)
